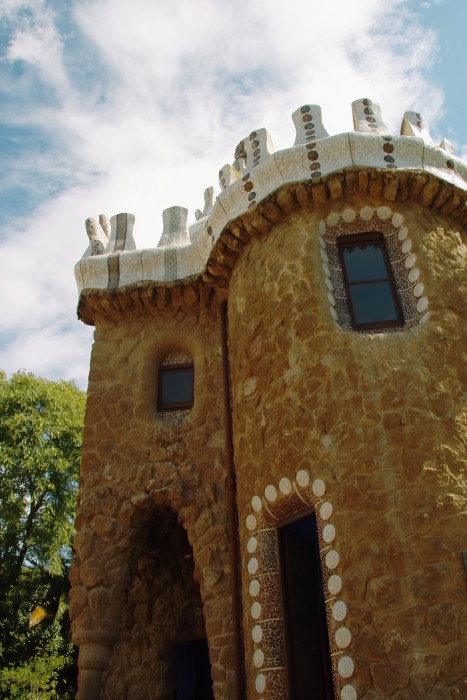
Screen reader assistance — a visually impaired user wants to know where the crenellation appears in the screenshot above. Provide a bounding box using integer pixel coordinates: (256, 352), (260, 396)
(292, 104), (329, 145)
(352, 98), (388, 134)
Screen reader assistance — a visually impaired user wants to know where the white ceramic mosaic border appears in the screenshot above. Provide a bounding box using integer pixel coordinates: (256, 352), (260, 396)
(245, 470), (356, 700)
(318, 206), (429, 332)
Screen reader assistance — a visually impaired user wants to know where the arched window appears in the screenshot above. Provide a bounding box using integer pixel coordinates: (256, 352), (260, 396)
(158, 353), (194, 412)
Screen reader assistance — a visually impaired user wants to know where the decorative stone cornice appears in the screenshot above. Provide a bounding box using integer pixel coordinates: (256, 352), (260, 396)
(75, 99), (467, 324)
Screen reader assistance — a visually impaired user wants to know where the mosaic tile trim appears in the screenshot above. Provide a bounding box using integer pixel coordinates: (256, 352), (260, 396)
(318, 206), (430, 332)
(245, 471), (356, 700)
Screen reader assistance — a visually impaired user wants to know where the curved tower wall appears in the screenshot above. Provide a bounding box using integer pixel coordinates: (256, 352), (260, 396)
(71, 98), (467, 700)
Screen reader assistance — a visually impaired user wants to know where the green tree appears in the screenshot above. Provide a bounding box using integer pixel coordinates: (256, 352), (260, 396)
(0, 371), (86, 698)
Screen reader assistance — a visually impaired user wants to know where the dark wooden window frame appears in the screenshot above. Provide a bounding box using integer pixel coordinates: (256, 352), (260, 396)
(278, 508), (335, 700)
(158, 362), (194, 411)
(337, 231), (403, 331)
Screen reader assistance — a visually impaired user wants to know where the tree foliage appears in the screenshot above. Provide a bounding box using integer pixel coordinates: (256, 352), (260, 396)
(0, 371), (86, 698)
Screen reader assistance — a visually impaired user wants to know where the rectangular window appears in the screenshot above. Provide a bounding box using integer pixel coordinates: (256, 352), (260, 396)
(278, 511), (335, 700)
(158, 363), (194, 411)
(338, 233), (403, 330)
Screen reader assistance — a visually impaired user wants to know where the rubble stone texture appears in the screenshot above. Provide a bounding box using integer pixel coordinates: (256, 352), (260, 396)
(71, 100), (466, 699)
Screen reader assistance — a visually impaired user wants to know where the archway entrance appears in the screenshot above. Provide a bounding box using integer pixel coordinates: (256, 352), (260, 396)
(102, 507), (213, 700)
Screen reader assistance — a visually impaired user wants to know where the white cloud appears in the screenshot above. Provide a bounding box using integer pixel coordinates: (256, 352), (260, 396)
(0, 0), (459, 388)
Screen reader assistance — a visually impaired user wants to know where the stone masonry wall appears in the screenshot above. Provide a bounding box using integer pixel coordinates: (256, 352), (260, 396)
(70, 300), (236, 699)
(227, 199), (466, 699)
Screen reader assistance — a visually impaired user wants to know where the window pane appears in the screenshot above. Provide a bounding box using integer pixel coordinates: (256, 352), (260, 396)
(161, 369), (193, 406)
(342, 243), (388, 282)
(349, 281), (400, 325)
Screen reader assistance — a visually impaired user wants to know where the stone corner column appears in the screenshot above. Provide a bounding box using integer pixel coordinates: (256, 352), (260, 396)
(74, 630), (116, 700)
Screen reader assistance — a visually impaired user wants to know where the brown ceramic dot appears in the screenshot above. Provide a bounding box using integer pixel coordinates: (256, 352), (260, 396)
(242, 173), (250, 182)
(383, 135), (393, 141)
(253, 156), (261, 163)
(306, 142), (317, 149)
(311, 171), (322, 177)
(253, 148), (260, 157)
(252, 141), (259, 149)
(301, 105), (310, 113)
(383, 143), (394, 153)
(302, 114), (312, 122)
(244, 181), (254, 192)
(363, 98), (373, 106)
(366, 116), (376, 124)
(364, 107), (374, 115)
(310, 162), (321, 171)
(446, 160), (455, 170)
(249, 131), (257, 140)
(386, 163), (397, 169)
(384, 155), (395, 163)
(308, 151), (319, 161)
(248, 192), (256, 201)
(248, 201), (256, 209)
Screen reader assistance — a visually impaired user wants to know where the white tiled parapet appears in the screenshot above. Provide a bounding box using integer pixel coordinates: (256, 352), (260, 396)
(75, 98), (467, 297)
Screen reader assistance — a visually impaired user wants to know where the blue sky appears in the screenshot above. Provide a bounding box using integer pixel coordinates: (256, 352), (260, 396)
(0, 0), (465, 389)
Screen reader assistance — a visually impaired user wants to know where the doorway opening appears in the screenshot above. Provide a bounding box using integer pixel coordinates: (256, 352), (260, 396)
(278, 510), (335, 699)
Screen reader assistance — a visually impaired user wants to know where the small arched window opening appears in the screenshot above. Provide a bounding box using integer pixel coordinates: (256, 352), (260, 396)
(158, 352), (194, 412)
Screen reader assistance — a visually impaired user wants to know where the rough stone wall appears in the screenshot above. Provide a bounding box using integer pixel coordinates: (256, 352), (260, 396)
(227, 199), (466, 699)
(70, 300), (237, 699)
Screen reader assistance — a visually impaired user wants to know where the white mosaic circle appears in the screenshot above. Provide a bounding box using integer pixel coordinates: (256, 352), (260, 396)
(246, 514), (257, 531)
(330, 306), (338, 321)
(251, 601), (262, 620)
(413, 282), (424, 297)
(248, 557), (259, 575)
(341, 684), (357, 700)
(253, 649), (264, 668)
(320, 501), (333, 520)
(323, 524), (336, 543)
(401, 239), (412, 254)
(247, 537), (258, 554)
(319, 221), (326, 236)
(320, 248), (329, 262)
(327, 292), (336, 306)
(249, 579), (260, 597)
(255, 674), (266, 693)
(405, 253), (416, 269)
(392, 213), (404, 228)
(408, 267), (420, 282)
(252, 624), (263, 643)
(296, 469), (309, 488)
(327, 212), (339, 227)
(359, 206), (373, 221)
(335, 627), (352, 649)
(265, 484), (277, 502)
(325, 277), (334, 291)
(417, 297), (428, 313)
(312, 478), (325, 497)
(419, 311), (430, 324)
(325, 550), (340, 570)
(279, 477), (292, 495)
(338, 656), (354, 679)
(342, 208), (356, 223)
(397, 226), (408, 241)
(332, 600), (347, 621)
(328, 574), (342, 595)
(251, 496), (262, 513)
(377, 206), (391, 220)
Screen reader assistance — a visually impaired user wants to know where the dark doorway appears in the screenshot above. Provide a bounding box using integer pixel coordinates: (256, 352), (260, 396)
(278, 511), (335, 699)
(174, 638), (214, 700)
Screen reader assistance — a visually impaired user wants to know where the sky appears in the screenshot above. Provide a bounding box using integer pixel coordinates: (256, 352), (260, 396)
(0, 0), (465, 390)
